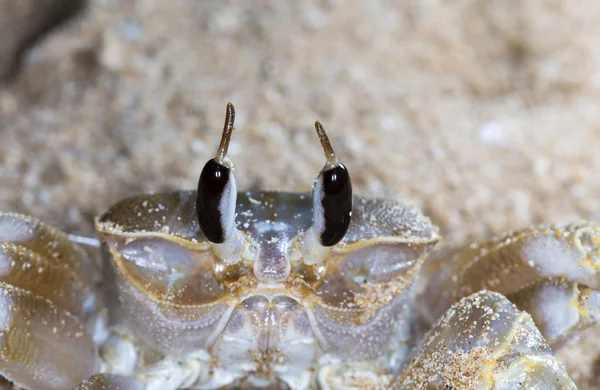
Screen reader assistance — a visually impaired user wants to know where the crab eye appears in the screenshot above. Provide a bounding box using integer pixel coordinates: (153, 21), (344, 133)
(312, 121), (352, 246)
(196, 103), (237, 244)
(197, 159), (236, 243)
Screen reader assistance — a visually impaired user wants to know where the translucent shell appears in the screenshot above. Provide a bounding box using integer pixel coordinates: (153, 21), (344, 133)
(0, 212), (99, 389)
(394, 291), (577, 389)
(96, 191), (440, 365)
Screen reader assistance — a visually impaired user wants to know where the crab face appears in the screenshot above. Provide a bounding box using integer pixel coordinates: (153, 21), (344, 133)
(96, 189), (438, 387)
(0, 104), (594, 390)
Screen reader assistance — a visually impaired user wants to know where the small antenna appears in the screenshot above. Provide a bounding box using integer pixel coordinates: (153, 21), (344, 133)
(215, 102), (235, 163)
(315, 121), (338, 166)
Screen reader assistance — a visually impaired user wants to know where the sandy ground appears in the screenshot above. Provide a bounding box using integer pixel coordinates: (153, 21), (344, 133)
(1, 0), (599, 388)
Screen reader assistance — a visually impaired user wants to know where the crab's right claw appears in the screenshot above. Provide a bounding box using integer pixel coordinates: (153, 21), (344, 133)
(394, 291), (577, 389)
(423, 222), (600, 347)
(76, 374), (144, 390)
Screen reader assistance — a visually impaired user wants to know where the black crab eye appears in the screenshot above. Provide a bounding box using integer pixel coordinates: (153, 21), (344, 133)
(312, 121), (352, 247)
(196, 103), (237, 244)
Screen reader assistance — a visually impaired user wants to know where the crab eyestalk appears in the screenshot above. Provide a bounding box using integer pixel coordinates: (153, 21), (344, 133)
(301, 121), (353, 265)
(196, 102), (244, 264)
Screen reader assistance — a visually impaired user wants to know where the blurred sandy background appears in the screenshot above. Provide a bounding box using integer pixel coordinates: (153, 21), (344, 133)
(0, 0), (599, 388)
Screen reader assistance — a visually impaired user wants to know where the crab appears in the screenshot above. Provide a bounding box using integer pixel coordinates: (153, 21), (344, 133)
(0, 103), (596, 390)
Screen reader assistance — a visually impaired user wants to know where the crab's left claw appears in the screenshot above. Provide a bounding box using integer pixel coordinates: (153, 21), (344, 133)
(394, 291), (577, 389)
(76, 374), (144, 390)
(422, 222), (600, 348)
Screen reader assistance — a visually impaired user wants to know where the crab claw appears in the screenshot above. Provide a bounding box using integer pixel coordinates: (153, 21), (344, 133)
(394, 291), (577, 389)
(0, 212), (101, 389)
(422, 222), (600, 348)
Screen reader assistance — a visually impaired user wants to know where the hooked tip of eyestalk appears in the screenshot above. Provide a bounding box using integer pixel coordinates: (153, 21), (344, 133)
(314, 121), (338, 167)
(215, 102), (236, 164)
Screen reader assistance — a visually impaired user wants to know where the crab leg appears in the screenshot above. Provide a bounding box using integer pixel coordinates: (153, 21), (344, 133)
(394, 291), (577, 389)
(0, 212), (102, 389)
(422, 222), (600, 347)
